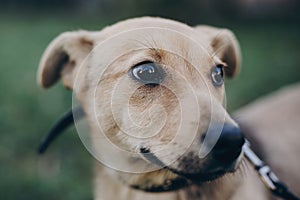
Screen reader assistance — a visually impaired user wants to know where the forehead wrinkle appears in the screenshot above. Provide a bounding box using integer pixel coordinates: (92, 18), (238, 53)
(173, 50), (214, 85)
(129, 33), (159, 50)
(125, 36), (167, 64)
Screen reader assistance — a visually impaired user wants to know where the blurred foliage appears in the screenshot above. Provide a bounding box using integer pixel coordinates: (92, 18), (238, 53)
(0, 1), (300, 200)
(225, 24), (300, 110)
(1, 0), (300, 24)
(0, 16), (96, 200)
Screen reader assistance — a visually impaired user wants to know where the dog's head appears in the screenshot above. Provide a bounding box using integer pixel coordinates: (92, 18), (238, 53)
(38, 17), (244, 191)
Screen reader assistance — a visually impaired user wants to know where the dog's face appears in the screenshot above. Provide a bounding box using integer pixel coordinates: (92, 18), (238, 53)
(38, 17), (244, 191)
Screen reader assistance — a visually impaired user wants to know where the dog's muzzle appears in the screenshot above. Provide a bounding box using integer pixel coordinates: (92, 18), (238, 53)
(139, 123), (245, 184)
(169, 123), (245, 183)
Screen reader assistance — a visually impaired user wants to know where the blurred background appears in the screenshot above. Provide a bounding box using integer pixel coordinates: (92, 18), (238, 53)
(0, 0), (299, 199)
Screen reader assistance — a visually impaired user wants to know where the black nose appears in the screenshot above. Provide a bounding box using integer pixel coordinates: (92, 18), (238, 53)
(215, 124), (245, 149)
(212, 124), (245, 162)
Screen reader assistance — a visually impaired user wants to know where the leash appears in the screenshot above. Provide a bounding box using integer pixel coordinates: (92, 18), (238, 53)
(38, 106), (84, 154)
(38, 107), (300, 200)
(244, 140), (300, 200)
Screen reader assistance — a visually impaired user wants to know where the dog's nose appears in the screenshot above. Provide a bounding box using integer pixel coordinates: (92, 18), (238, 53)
(212, 124), (245, 162)
(215, 124), (245, 149)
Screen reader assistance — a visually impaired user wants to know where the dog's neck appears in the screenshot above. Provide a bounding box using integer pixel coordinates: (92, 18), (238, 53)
(93, 161), (253, 200)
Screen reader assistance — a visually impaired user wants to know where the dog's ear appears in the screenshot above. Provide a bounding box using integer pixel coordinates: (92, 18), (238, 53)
(194, 26), (241, 78)
(37, 31), (95, 89)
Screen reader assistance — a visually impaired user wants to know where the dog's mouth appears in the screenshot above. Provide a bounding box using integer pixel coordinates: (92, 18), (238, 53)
(138, 147), (242, 192)
(167, 157), (240, 185)
(130, 169), (230, 193)
(169, 159), (239, 184)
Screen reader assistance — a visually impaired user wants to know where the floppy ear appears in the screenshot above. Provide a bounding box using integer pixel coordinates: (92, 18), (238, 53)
(194, 26), (241, 77)
(37, 31), (95, 89)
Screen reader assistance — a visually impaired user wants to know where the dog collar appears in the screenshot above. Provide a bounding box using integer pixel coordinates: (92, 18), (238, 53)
(38, 108), (300, 199)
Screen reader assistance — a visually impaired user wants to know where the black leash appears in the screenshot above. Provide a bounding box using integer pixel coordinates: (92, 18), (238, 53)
(244, 140), (300, 200)
(273, 182), (300, 200)
(38, 106), (84, 154)
(38, 108), (300, 200)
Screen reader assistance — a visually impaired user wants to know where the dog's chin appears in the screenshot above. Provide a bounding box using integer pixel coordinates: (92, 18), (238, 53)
(129, 159), (241, 193)
(169, 154), (242, 184)
(131, 167), (235, 193)
(173, 163), (238, 184)
(130, 175), (189, 192)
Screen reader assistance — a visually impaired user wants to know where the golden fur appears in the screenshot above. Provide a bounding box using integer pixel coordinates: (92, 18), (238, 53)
(37, 17), (299, 200)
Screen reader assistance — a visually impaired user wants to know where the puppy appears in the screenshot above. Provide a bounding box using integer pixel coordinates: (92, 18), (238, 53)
(37, 17), (290, 200)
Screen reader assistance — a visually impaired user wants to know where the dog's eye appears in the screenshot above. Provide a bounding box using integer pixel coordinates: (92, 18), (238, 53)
(130, 62), (165, 86)
(211, 65), (224, 87)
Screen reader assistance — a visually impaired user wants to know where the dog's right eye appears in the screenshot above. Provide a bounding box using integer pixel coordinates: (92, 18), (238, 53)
(211, 65), (224, 87)
(129, 62), (165, 86)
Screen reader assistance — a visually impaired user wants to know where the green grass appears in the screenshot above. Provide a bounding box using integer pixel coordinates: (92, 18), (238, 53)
(0, 14), (299, 200)
(0, 15), (97, 200)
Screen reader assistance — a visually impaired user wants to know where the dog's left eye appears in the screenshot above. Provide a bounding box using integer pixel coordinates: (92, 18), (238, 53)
(130, 62), (165, 86)
(211, 65), (224, 87)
